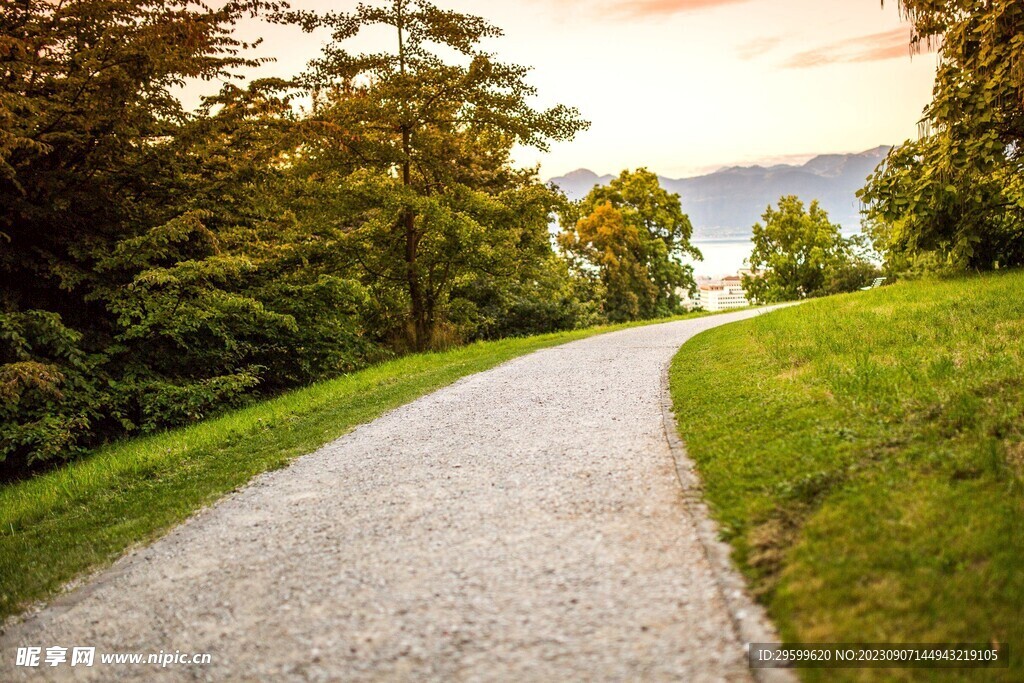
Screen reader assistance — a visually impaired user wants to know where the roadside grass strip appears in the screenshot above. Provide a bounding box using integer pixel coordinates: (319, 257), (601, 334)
(670, 270), (1024, 681)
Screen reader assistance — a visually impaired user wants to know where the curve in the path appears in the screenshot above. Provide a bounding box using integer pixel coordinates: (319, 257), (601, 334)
(2, 309), (781, 682)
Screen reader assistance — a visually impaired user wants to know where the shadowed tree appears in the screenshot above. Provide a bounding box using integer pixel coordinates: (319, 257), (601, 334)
(0, 2), (386, 470)
(0, 0), (302, 468)
(0, 0), (283, 318)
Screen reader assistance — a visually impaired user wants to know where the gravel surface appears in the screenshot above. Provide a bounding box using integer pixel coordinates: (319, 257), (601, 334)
(2, 310), (782, 681)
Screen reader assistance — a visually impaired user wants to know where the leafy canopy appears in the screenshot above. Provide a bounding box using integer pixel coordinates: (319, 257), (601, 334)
(286, 0), (588, 349)
(560, 169), (701, 321)
(860, 1), (1024, 271)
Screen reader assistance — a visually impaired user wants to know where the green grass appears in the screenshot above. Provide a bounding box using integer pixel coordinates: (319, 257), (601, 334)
(0, 313), (711, 621)
(670, 271), (1024, 681)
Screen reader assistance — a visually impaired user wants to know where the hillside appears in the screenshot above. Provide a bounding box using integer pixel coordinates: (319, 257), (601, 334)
(550, 146), (889, 238)
(670, 270), (1024, 680)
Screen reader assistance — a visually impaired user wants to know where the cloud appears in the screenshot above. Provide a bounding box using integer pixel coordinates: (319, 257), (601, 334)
(784, 27), (934, 68)
(737, 36), (783, 60)
(534, 0), (754, 21)
(604, 0), (752, 19)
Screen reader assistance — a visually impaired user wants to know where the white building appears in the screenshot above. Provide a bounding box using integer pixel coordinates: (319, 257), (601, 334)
(698, 275), (750, 312)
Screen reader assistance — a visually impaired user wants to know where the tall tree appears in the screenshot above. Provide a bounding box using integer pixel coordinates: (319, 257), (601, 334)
(289, 0), (587, 349)
(860, 1), (1024, 271)
(560, 169), (701, 320)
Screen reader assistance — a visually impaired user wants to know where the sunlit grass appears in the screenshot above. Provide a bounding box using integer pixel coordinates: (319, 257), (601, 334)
(670, 270), (1024, 681)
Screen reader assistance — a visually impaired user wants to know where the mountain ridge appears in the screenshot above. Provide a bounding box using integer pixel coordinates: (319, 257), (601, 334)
(549, 146), (890, 239)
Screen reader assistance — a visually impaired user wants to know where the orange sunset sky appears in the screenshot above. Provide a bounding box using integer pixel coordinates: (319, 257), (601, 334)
(224, 0), (939, 178)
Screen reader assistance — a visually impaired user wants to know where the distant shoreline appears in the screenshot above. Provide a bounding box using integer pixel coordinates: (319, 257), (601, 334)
(692, 231), (861, 243)
(687, 238), (753, 277)
(692, 236), (752, 243)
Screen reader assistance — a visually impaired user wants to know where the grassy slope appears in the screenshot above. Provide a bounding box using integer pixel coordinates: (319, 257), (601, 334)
(670, 271), (1024, 681)
(0, 314), (707, 621)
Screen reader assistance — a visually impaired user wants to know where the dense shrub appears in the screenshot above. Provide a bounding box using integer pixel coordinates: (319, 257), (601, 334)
(0, 311), (107, 472)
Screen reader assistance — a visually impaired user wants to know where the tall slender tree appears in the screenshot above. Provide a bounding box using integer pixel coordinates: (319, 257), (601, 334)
(289, 0), (587, 349)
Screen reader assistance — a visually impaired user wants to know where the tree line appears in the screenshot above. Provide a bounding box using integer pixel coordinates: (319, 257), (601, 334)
(4, 0), (1014, 474)
(0, 0), (702, 475)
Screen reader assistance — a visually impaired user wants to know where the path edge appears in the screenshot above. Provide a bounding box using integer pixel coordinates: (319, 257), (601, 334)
(0, 343), (573, 633)
(660, 359), (797, 683)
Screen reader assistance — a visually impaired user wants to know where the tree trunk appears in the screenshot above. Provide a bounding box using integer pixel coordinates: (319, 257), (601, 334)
(404, 207), (429, 351)
(396, 5), (428, 350)
(400, 121), (429, 350)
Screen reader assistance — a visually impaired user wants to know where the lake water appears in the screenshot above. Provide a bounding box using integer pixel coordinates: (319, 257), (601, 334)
(686, 238), (753, 278)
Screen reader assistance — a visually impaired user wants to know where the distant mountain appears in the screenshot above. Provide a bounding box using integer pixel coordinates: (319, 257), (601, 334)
(547, 168), (615, 203)
(548, 146), (890, 239)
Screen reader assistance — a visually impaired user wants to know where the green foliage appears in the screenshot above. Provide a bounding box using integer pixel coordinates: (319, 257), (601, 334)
(743, 196), (877, 303)
(0, 1), (308, 469)
(0, 0), (592, 473)
(328, 168), (581, 348)
(0, 0), (280, 307)
(861, 1), (1024, 272)
(451, 254), (602, 341)
(670, 270), (1024, 679)
(287, 0), (588, 350)
(0, 312), (105, 471)
(559, 169), (701, 321)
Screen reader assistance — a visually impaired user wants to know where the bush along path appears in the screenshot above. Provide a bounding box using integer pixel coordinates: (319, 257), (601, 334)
(2, 310), (783, 681)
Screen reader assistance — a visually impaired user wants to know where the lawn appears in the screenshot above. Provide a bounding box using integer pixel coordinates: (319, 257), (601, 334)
(670, 270), (1024, 681)
(0, 313), (707, 621)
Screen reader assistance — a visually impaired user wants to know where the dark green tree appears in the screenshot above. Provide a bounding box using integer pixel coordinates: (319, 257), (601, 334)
(0, 0), (292, 468)
(0, 2), (379, 470)
(0, 0), (280, 317)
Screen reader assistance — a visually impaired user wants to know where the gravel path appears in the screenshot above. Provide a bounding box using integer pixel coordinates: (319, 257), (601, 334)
(2, 310), (783, 681)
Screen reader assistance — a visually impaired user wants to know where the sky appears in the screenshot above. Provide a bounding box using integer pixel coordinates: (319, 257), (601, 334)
(221, 0), (939, 179)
